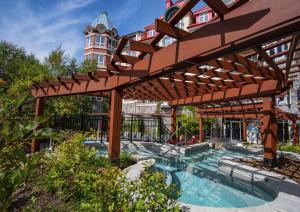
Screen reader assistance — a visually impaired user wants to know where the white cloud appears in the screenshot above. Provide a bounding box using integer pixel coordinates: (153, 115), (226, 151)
(0, 0), (95, 61)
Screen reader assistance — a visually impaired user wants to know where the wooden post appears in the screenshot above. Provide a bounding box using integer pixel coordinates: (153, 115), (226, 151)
(262, 97), (277, 167)
(31, 97), (44, 153)
(108, 89), (123, 162)
(171, 107), (176, 134)
(199, 118), (205, 143)
(292, 118), (299, 145)
(243, 119), (247, 142)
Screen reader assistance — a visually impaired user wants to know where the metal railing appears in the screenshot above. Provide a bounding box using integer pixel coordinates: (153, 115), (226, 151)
(48, 114), (171, 143)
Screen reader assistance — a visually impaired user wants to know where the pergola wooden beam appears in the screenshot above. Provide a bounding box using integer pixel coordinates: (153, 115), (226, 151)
(169, 80), (283, 106)
(31, 0), (300, 99)
(285, 33), (300, 79)
(115, 37), (128, 55)
(228, 0), (249, 11)
(200, 113), (262, 119)
(198, 102), (263, 112)
(139, 0), (200, 58)
(155, 19), (189, 40)
(111, 54), (140, 65)
(227, 54), (278, 79)
(129, 40), (157, 54)
(186, 65), (262, 85)
(203, 0), (229, 17)
(254, 47), (283, 80)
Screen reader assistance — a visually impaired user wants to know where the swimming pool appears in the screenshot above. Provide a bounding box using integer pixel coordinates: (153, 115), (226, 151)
(154, 149), (277, 208)
(90, 140), (277, 208)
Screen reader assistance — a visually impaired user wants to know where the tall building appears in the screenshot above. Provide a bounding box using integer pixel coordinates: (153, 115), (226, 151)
(84, 0), (216, 114)
(84, 0), (215, 70)
(84, 12), (118, 71)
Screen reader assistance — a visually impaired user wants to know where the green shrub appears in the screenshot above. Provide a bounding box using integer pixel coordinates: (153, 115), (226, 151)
(0, 93), (57, 211)
(38, 133), (180, 211)
(120, 151), (135, 168)
(279, 144), (300, 153)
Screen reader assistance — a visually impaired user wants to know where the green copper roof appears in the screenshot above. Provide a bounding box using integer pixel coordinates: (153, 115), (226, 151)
(90, 12), (113, 30)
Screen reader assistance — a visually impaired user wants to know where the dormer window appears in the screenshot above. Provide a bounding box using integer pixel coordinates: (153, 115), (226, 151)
(198, 12), (209, 23)
(163, 36), (175, 47)
(176, 20), (184, 29)
(148, 29), (155, 37)
(95, 35), (106, 47)
(85, 36), (92, 47)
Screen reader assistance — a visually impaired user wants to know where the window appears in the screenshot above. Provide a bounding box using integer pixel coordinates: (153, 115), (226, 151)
(163, 36), (175, 47)
(108, 39), (115, 50)
(198, 12), (209, 23)
(85, 36), (92, 47)
(282, 43), (288, 51)
(277, 45), (282, 53)
(95, 54), (105, 66)
(148, 29), (155, 37)
(86, 54), (93, 61)
(176, 20), (184, 29)
(128, 51), (136, 57)
(95, 35), (106, 47)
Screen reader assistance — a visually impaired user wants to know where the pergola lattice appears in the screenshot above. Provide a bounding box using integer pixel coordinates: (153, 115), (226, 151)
(31, 0), (300, 166)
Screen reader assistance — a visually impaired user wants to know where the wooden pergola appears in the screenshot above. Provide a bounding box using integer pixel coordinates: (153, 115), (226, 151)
(31, 0), (300, 167)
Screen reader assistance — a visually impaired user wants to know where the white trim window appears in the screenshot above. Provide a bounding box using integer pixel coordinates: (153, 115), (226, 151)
(163, 36), (174, 47)
(108, 39), (117, 50)
(95, 54), (105, 66)
(176, 20), (184, 29)
(148, 29), (155, 37)
(128, 51), (136, 57)
(85, 54), (93, 61)
(95, 35), (106, 47)
(85, 36), (92, 48)
(198, 12), (209, 23)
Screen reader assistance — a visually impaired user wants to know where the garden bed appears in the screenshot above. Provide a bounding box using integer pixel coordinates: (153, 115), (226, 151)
(233, 155), (300, 184)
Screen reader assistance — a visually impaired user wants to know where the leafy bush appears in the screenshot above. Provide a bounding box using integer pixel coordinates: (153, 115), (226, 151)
(120, 151), (135, 169)
(279, 144), (300, 153)
(38, 133), (180, 211)
(0, 93), (56, 211)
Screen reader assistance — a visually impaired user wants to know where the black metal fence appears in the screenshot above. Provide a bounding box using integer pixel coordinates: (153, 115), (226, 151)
(49, 114), (171, 143)
(121, 116), (171, 142)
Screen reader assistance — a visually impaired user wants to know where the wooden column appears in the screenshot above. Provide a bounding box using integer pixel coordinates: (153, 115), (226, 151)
(292, 118), (299, 145)
(243, 119), (247, 142)
(199, 118), (205, 143)
(31, 97), (44, 153)
(262, 97), (277, 167)
(171, 107), (177, 134)
(108, 89), (123, 162)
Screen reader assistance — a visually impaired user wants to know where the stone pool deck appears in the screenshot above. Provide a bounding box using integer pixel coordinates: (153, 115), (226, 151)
(85, 140), (209, 156)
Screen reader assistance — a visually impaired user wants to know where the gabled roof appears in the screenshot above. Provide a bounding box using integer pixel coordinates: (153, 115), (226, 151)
(90, 12), (113, 30)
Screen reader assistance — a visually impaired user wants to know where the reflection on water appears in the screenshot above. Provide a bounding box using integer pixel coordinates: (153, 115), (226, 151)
(153, 149), (277, 208)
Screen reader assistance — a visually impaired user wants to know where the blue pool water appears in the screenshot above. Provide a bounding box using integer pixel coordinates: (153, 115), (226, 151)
(154, 149), (277, 208)
(91, 140), (277, 208)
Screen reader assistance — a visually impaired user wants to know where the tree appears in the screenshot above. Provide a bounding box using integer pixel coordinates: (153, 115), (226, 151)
(178, 106), (199, 136)
(0, 41), (50, 116)
(44, 45), (79, 76)
(80, 59), (98, 74)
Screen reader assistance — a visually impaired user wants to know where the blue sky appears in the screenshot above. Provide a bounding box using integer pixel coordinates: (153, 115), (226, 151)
(0, 0), (205, 62)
